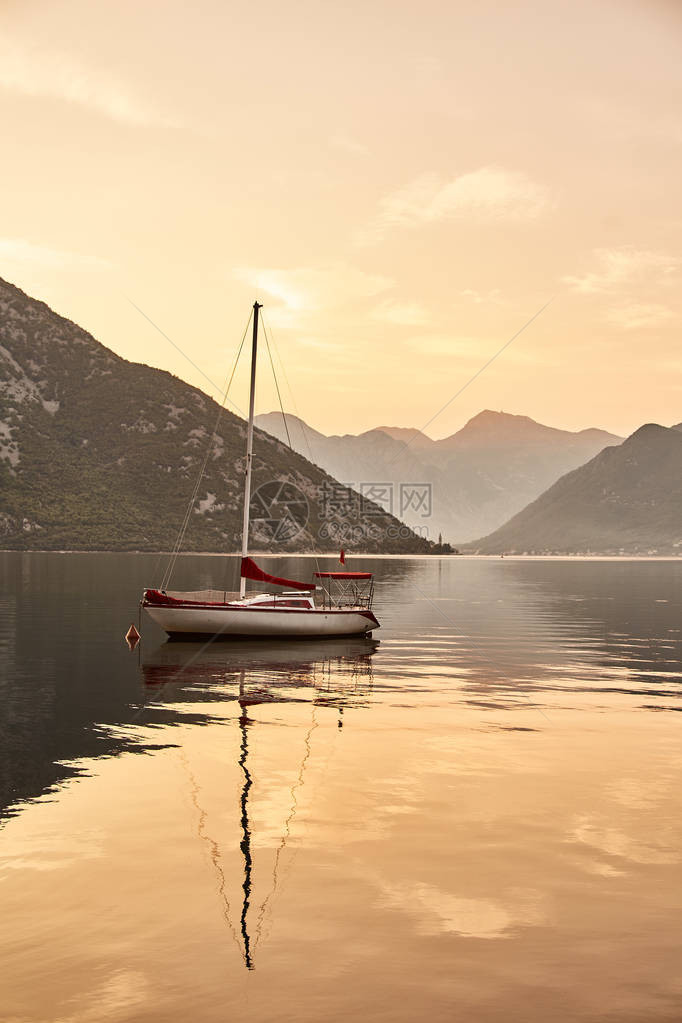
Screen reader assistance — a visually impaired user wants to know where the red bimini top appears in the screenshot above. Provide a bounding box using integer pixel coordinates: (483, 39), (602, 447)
(313, 572), (373, 580)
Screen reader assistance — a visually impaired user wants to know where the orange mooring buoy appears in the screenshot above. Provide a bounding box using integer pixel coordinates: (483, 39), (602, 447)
(125, 623), (140, 650)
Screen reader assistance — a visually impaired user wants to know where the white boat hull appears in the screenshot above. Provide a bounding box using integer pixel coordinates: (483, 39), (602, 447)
(144, 603), (378, 638)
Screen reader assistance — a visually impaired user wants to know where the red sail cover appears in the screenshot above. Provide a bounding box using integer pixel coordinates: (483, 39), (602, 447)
(240, 557), (316, 591)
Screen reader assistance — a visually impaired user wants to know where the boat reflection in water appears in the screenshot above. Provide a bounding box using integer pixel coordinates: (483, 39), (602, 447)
(140, 637), (379, 969)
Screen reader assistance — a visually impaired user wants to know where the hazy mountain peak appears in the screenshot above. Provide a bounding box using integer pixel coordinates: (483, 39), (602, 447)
(629, 422), (670, 440)
(253, 406), (624, 544)
(442, 410), (565, 449)
(375, 426), (434, 449)
(463, 409), (561, 434)
(469, 409), (529, 424)
(436, 409), (622, 452)
(450, 410), (552, 441)
(574, 427), (621, 442)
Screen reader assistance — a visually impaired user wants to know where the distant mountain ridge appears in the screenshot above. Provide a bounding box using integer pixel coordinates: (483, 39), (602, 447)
(255, 410), (622, 543)
(435, 409), (616, 451)
(469, 423), (682, 554)
(374, 426), (434, 450)
(0, 277), (432, 553)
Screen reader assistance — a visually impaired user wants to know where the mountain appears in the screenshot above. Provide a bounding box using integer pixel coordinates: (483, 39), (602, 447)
(469, 424), (682, 554)
(374, 426), (434, 450)
(429, 411), (622, 539)
(255, 412), (457, 543)
(253, 412), (329, 460)
(435, 410), (615, 453)
(0, 278), (432, 553)
(255, 410), (622, 543)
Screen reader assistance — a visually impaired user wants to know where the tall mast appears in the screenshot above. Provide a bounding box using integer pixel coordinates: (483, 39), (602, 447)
(240, 302), (261, 599)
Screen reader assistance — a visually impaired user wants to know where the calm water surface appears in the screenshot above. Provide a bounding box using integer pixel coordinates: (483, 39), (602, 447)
(1, 553), (681, 1022)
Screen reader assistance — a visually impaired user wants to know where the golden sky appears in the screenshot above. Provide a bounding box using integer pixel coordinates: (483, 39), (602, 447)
(1, 0), (680, 438)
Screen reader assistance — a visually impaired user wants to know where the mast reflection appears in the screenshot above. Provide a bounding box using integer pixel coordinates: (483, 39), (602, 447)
(238, 677), (254, 970)
(141, 637), (378, 969)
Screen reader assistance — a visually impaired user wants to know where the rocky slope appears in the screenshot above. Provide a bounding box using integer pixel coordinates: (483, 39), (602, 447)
(468, 424), (682, 554)
(0, 278), (431, 553)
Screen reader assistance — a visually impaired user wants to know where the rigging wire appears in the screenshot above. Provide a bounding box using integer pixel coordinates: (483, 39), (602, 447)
(261, 316), (292, 450)
(385, 296), (554, 468)
(179, 750), (243, 958)
(126, 296), (246, 417)
(260, 312), (313, 455)
(254, 703), (319, 951)
(160, 310), (252, 590)
(259, 310), (324, 577)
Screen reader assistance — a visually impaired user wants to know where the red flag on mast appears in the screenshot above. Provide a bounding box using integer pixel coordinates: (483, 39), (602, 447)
(339, 549), (345, 565)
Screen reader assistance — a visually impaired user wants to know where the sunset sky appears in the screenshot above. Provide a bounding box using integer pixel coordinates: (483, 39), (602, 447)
(1, 0), (680, 438)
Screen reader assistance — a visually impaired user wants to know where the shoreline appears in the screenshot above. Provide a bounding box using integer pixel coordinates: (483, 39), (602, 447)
(1, 550), (681, 561)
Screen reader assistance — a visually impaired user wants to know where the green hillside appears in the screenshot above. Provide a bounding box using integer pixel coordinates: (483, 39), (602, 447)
(0, 278), (431, 554)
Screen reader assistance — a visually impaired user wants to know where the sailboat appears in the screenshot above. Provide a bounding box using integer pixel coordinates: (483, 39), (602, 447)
(142, 302), (380, 639)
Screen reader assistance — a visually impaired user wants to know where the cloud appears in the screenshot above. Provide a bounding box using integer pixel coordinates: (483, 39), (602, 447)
(0, 39), (172, 126)
(604, 302), (675, 330)
(371, 300), (430, 326)
(359, 166), (550, 243)
(294, 336), (344, 351)
(328, 133), (369, 156)
(233, 264), (393, 327)
(402, 334), (492, 359)
(460, 288), (503, 305)
(585, 97), (682, 148)
(563, 247), (678, 294)
(0, 238), (109, 270)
